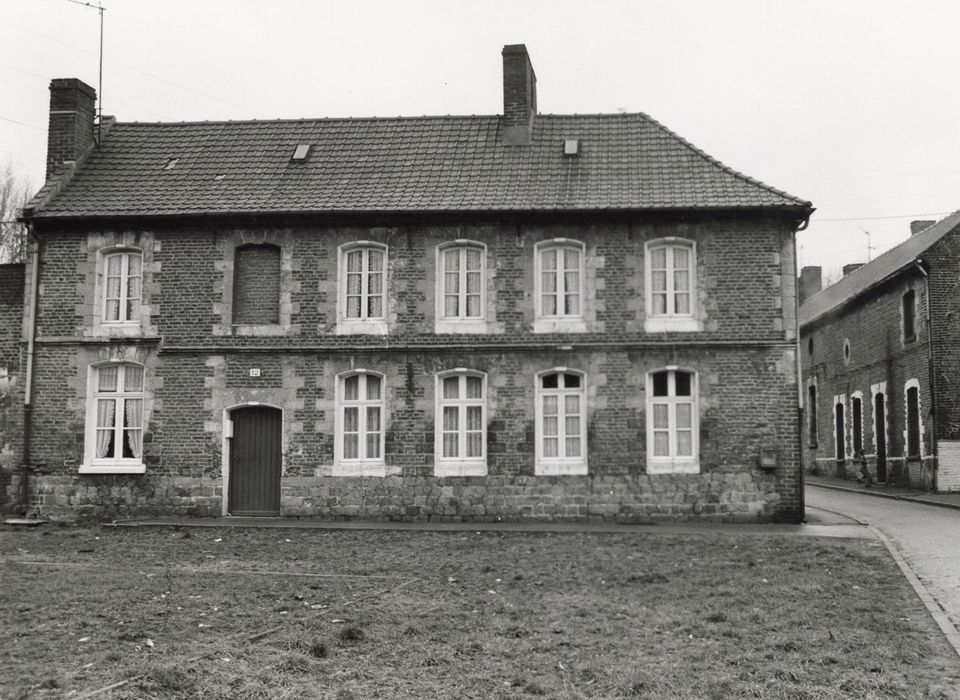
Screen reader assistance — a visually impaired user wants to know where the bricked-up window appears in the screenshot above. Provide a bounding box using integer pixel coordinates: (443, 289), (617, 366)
(336, 372), (384, 469)
(647, 369), (699, 474)
(852, 394), (863, 454)
(344, 246), (385, 319)
(435, 371), (486, 476)
(233, 244), (280, 324)
(644, 239), (699, 332)
(103, 250), (142, 324)
(906, 385), (921, 458)
(81, 363), (146, 474)
(439, 244), (484, 320)
(808, 384), (818, 448)
(536, 241), (583, 318)
(536, 370), (587, 475)
(902, 290), (916, 342)
(232, 244), (280, 324)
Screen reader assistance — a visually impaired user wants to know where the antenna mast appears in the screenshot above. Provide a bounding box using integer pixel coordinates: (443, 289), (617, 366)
(66, 0), (105, 145)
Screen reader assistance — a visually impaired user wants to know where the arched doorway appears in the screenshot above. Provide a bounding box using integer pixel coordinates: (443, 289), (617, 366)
(228, 405), (282, 516)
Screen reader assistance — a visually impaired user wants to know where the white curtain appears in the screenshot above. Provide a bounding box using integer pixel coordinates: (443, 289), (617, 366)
(96, 400), (115, 458)
(125, 399), (143, 458)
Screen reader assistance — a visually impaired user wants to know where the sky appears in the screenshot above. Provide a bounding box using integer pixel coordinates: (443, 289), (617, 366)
(2, 0), (960, 283)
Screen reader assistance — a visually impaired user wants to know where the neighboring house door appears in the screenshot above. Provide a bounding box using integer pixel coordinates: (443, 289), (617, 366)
(228, 406), (282, 516)
(875, 393), (887, 482)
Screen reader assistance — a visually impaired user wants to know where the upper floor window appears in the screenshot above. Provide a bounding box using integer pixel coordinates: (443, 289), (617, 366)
(647, 369), (699, 473)
(335, 371), (385, 474)
(536, 240), (583, 317)
(902, 289), (916, 343)
(435, 371), (487, 476)
(644, 239), (699, 332)
(233, 244), (280, 325)
(338, 243), (387, 335)
(82, 362), (146, 474)
(536, 370), (587, 475)
(103, 250), (142, 325)
(440, 244), (484, 320)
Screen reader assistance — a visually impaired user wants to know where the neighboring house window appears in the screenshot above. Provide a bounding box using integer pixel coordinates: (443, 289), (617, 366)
(536, 370), (587, 475)
(906, 384), (921, 458)
(338, 243), (387, 334)
(440, 244), (484, 320)
(336, 372), (385, 471)
(647, 369), (699, 473)
(435, 371), (486, 476)
(851, 393), (863, 455)
(644, 239), (699, 332)
(807, 383), (818, 448)
(835, 399), (846, 464)
(82, 363), (145, 473)
(102, 250), (142, 324)
(902, 290), (916, 342)
(233, 244), (280, 324)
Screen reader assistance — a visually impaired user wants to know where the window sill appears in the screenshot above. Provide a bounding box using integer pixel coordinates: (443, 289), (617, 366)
(434, 319), (489, 335)
(535, 460), (588, 476)
(232, 323), (287, 336)
(644, 317), (702, 333)
(532, 318), (587, 334)
(96, 322), (143, 337)
(332, 461), (387, 477)
(647, 460), (699, 474)
(435, 461), (487, 477)
(79, 462), (146, 475)
(336, 319), (388, 336)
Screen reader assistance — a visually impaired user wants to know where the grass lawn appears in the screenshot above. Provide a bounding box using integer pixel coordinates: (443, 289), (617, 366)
(2, 525), (959, 699)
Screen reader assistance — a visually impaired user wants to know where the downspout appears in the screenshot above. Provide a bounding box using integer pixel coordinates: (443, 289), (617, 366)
(19, 225), (40, 516)
(794, 214), (810, 522)
(915, 259), (937, 489)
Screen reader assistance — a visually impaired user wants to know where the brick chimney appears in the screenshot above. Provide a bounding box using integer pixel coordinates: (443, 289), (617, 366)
(46, 78), (97, 181)
(910, 220), (935, 236)
(502, 44), (537, 145)
(842, 263), (865, 277)
(798, 266), (822, 303)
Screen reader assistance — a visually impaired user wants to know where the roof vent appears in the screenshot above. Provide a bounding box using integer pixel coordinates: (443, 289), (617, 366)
(563, 139), (579, 156)
(164, 157), (178, 170)
(291, 144), (312, 161)
(213, 173), (225, 181)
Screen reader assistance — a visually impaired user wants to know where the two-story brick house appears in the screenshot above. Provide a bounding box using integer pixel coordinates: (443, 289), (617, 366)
(799, 212), (960, 491)
(9, 45), (813, 522)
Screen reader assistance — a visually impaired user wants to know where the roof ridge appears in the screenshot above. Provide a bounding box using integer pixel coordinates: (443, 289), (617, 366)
(639, 112), (812, 208)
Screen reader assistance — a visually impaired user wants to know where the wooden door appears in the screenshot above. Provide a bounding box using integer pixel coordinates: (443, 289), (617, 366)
(228, 406), (282, 516)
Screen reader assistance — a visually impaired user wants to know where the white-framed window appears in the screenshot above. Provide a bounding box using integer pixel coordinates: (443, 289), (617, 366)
(644, 238), (700, 332)
(833, 393), (847, 464)
(102, 250), (142, 325)
(81, 362), (146, 474)
(646, 368), (699, 473)
(334, 371), (386, 475)
(337, 243), (387, 334)
(535, 369), (587, 475)
(435, 370), (487, 476)
(436, 242), (486, 333)
(905, 379), (922, 459)
(534, 240), (586, 332)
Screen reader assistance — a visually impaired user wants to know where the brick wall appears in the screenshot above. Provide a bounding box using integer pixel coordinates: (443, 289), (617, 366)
(232, 244), (281, 324)
(0, 263), (25, 506)
(20, 215), (803, 521)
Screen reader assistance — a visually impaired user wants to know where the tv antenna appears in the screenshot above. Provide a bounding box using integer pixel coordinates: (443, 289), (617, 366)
(66, 0), (105, 145)
(860, 227), (875, 262)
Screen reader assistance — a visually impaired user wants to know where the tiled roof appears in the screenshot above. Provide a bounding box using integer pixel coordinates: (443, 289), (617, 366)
(25, 113), (811, 218)
(799, 210), (960, 327)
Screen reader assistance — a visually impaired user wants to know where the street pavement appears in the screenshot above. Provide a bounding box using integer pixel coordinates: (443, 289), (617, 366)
(807, 482), (960, 632)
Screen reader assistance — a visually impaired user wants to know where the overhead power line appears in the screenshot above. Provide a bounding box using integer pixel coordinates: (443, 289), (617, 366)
(0, 115), (45, 131)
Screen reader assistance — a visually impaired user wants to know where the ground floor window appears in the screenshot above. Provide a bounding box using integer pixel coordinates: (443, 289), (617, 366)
(536, 370), (587, 475)
(335, 371), (385, 473)
(435, 371), (487, 476)
(647, 369), (698, 473)
(906, 383), (921, 458)
(81, 362), (146, 473)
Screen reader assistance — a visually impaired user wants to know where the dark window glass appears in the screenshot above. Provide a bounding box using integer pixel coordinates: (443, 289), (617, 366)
(808, 385), (818, 447)
(674, 371), (691, 397)
(234, 244), (281, 324)
(852, 397), (862, 453)
(903, 290), (916, 341)
(835, 402), (845, 463)
(542, 373), (558, 389)
(907, 387), (920, 457)
(652, 371), (668, 397)
(563, 373), (581, 388)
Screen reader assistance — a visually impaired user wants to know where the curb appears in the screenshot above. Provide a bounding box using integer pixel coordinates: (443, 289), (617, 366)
(807, 480), (960, 513)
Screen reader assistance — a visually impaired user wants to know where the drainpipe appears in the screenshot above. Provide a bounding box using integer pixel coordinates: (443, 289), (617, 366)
(794, 221), (807, 523)
(915, 259), (937, 489)
(19, 226), (40, 516)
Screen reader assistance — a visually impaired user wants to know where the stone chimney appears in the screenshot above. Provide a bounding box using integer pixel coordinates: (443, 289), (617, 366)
(46, 78), (97, 181)
(799, 266), (822, 303)
(842, 263), (865, 277)
(502, 44), (537, 145)
(910, 220), (935, 236)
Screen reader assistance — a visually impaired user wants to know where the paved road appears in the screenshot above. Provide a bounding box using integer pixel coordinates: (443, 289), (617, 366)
(807, 484), (960, 629)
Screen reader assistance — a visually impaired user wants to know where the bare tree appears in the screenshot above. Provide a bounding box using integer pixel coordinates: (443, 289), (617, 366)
(0, 163), (34, 264)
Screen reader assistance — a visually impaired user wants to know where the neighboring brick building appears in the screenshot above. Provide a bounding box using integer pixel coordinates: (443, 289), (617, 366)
(0, 263), (25, 507)
(799, 212), (960, 491)
(12, 45), (813, 522)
